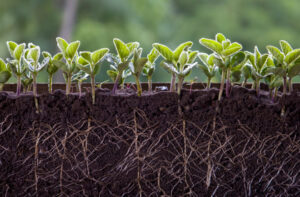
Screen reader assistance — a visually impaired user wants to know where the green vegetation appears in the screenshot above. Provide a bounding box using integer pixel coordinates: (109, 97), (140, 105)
(0, 35), (300, 105)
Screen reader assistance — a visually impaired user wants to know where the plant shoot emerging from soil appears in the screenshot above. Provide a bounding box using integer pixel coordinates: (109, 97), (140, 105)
(0, 58), (12, 91)
(143, 48), (159, 92)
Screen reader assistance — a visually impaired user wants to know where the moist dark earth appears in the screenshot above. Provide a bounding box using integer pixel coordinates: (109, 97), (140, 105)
(0, 86), (299, 196)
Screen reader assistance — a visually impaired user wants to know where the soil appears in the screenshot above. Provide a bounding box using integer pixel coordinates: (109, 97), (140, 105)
(0, 85), (299, 196)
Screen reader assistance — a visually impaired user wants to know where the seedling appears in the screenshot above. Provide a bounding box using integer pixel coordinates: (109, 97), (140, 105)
(199, 33), (243, 100)
(54, 37), (80, 95)
(160, 50), (198, 94)
(246, 46), (271, 95)
(42, 51), (63, 93)
(198, 53), (217, 89)
(72, 70), (89, 97)
(129, 48), (148, 96)
(24, 43), (49, 98)
(110, 38), (139, 94)
(142, 48), (159, 91)
(0, 58), (12, 91)
(266, 40), (300, 94)
(264, 73), (282, 100)
(187, 76), (198, 94)
(107, 64), (131, 89)
(153, 41), (193, 92)
(77, 48), (109, 104)
(6, 41), (26, 95)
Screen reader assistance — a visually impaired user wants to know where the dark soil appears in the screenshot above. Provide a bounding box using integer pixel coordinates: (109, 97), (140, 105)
(0, 86), (299, 196)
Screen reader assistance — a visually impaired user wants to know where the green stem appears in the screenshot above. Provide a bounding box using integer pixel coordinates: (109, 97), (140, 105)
(226, 69), (231, 97)
(218, 69), (226, 101)
(78, 81), (82, 97)
(91, 75), (96, 104)
(0, 83), (4, 91)
(17, 75), (21, 95)
(288, 77), (293, 93)
(66, 74), (72, 95)
(147, 75), (152, 92)
(170, 73), (176, 92)
(207, 78), (211, 89)
(33, 73), (39, 113)
(283, 75), (287, 95)
(112, 73), (121, 94)
(177, 77), (184, 95)
(269, 89), (273, 99)
(256, 79), (260, 96)
(251, 81), (255, 89)
(49, 74), (53, 94)
(135, 75), (142, 96)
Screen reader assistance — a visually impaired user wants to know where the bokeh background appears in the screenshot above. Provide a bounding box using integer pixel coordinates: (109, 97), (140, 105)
(1, 0), (300, 83)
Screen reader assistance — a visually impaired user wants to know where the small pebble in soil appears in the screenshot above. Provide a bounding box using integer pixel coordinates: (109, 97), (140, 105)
(155, 86), (168, 92)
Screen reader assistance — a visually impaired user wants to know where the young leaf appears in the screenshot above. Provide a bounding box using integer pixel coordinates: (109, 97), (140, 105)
(173, 41), (193, 62)
(53, 53), (63, 61)
(56, 37), (69, 53)
(66, 41), (80, 60)
(80, 51), (92, 64)
(287, 64), (300, 78)
(92, 48), (109, 64)
(199, 38), (223, 55)
(14, 43), (26, 62)
(280, 40), (293, 55)
(222, 42), (242, 57)
(147, 48), (159, 64)
(188, 51), (198, 64)
(152, 43), (173, 62)
(127, 42), (140, 53)
(231, 51), (246, 68)
(215, 33), (226, 43)
(7, 41), (18, 58)
(114, 38), (130, 62)
(258, 54), (269, 69)
(160, 61), (178, 74)
(284, 49), (300, 65)
(182, 62), (197, 76)
(266, 45), (284, 64)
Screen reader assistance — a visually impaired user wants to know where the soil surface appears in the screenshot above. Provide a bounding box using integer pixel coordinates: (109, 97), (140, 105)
(0, 86), (299, 196)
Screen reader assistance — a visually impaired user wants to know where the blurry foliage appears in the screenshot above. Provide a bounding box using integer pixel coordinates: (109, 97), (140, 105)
(1, 0), (300, 82)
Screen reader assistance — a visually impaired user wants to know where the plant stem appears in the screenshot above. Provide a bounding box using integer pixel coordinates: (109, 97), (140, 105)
(78, 81), (82, 97)
(288, 77), (293, 93)
(226, 69), (231, 97)
(147, 75), (152, 92)
(49, 74), (53, 94)
(255, 79), (260, 96)
(242, 79), (247, 88)
(91, 75), (96, 104)
(17, 75), (21, 95)
(112, 73), (121, 94)
(0, 83), (4, 91)
(134, 75), (142, 96)
(33, 73), (39, 113)
(218, 69), (226, 101)
(207, 78), (211, 89)
(251, 81), (255, 89)
(282, 75), (287, 95)
(177, 77), (184, 95)
(170, 73), (176, 92)
(66, 74), (72, 95)
(269, 89), (273, 99)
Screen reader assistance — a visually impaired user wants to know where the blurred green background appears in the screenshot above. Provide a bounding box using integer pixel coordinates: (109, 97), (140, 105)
(1, 0), (300, 83)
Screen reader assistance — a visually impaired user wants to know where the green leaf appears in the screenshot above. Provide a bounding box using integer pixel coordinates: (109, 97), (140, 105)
(199, 38), (223, 55)
(215, 33), (226, 43)
(284, 49), (300, 65)
(242, 64), (252, 80)
(42, 51), (52, 59)
(14, 43), (25, 62)
(107, 70), (118, 81)
(222, 42), (242, 57)
(77, 56), (89, 66)
(207, 55), (215, 66)
(80, 51), (92, 64)
(198, 64), (211, 78)
(133, 58), (148, 75)
(66, 41), (80, 61)
(152, 43), (173, 62)
(92, 48), (109, 64)
(76, 64), (91, 74)
(231, 70), (242, 82)
(266, 45), (284, 64)
(179, 51), (188, 66)
(53, 60), (69, 73)
(288, 64), (300, 78)
(147, 48), (159, 64)
(231, 51), (246, 68)
(182, 62), (197, 76)
(0, 71), (12, 83)
(53, 53), (63, 61)
(160, 61), (178, 74)
(56, 37), (69, 53)
(280, 40), (293, 55)
(127, 42), (140, 54)
(173, 41), (193, 62)
(198, 53), (209, 66)
(222, 40), (231, 49)
(114, 38), (130, 62)
(188, 51), (198, 64)
(0, 59), (6, 71)
(28, 47), (40, 63)
(258, 54), (268, 69)
(118, 60), (130, 72)
(7, 41), (18, 58)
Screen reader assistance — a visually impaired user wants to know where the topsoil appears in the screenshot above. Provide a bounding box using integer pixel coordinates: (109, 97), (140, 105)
(0, 85), (299, 196)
